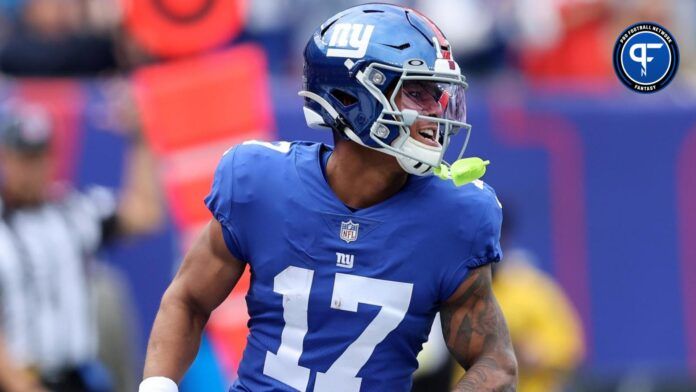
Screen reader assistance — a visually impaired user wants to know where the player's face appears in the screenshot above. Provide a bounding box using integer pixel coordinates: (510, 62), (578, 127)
(394, 80), (459, 147)
(0, 147), (52, 205)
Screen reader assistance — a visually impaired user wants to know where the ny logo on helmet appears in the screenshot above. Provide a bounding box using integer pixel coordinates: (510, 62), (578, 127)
(327, 23), (375, 58)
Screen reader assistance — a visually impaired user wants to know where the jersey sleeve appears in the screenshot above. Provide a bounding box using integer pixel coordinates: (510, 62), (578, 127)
(440, 188), (503, 301)
(204, 147), (246, 262)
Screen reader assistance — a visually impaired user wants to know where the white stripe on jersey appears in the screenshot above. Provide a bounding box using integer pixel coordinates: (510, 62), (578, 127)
(0, 187), (115, 372)
(0, 220), (32, 365)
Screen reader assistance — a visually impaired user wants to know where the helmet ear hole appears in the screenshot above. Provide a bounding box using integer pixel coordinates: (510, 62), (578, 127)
(385, 79), (400, 98)
(330, 89), (358, 107)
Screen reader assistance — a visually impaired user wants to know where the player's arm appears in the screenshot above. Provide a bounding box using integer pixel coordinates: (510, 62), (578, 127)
(114, 129), (163, 236)
(141, 219), (245, 390)
(99, 82), (163, 238)
(441, 264), (518, 391)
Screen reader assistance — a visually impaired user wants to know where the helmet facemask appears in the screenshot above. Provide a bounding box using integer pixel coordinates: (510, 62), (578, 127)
(356, 61), (472, 176)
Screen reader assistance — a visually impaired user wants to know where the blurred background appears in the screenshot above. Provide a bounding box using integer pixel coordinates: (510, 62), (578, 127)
(0, 0), (695, 391)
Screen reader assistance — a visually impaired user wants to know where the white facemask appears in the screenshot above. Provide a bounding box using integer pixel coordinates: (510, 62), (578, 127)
(391, 132), (443, 175)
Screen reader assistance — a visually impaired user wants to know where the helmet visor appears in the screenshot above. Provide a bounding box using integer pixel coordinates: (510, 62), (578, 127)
(395, 80), (467, 126)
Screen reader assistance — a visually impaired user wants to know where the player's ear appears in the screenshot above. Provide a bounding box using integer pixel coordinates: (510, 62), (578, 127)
(331, 89), (358, 107)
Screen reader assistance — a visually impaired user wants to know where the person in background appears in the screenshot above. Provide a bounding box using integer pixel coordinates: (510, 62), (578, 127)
(0, 0), (122, 76)
(491, 248), (585, 392)
(515, 0), (614, 83)
(450, 205), (584, 392)
(0, 100), (162, 392)
(411, 313), (453, 392)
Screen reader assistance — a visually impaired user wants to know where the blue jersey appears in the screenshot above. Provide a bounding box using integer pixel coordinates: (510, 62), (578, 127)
(205, 141), (502, 392)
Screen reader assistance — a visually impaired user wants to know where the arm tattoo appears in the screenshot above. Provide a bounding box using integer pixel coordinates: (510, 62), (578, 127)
(441, 266), (517, 391)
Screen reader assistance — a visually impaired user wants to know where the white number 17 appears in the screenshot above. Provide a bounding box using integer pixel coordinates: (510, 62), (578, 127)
(262, 266), (413, 392)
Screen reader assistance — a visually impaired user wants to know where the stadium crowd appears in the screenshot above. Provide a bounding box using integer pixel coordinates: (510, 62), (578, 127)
(0, 1), (691, 81)
(0, 0), (694, 83)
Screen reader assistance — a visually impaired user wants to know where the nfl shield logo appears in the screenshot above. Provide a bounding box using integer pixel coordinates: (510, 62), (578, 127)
(340, 220), (359, 243)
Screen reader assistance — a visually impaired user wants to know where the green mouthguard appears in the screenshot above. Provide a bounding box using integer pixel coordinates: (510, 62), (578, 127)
(433, 158), (490, 187)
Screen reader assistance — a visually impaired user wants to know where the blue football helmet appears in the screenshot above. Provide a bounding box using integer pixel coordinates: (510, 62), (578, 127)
(300, 3), (472, 176)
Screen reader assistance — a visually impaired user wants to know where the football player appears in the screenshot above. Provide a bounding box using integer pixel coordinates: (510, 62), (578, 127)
(140, 4), (517, 392)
